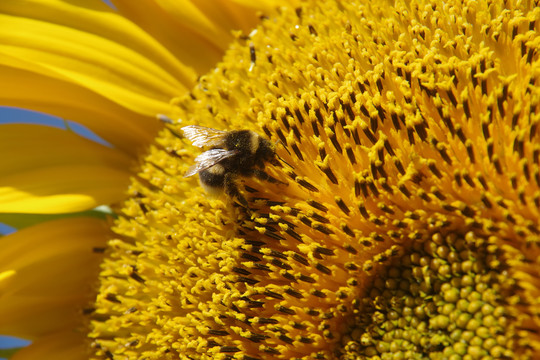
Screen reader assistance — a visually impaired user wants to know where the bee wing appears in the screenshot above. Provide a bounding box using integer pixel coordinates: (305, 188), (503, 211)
(184, 148), (238, 177)
(181, 125), (227, 148)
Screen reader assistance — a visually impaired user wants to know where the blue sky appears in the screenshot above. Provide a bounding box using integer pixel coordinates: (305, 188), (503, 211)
(0, 337), (30, 359)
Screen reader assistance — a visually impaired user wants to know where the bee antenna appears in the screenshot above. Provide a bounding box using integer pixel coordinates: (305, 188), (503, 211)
(273, 140), (293, 168)
(274, 139), (291, 155)
(278, 154), (293, 168)
(157, 114), (183, 139)
(157, 114), (174, 124)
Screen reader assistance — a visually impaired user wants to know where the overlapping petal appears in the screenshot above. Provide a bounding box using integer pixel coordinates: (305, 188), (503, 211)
(0, 0), (192, 117)
(0, 217), (110, 338)
(0, 124), (132, 213)
(1, 66), (159, 156)
(111, 0), (299, 74)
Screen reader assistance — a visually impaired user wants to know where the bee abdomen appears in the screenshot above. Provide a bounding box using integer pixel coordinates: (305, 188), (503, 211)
(199, 164), (226, 194)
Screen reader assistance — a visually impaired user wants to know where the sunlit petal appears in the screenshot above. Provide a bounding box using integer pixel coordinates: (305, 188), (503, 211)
(0, 124), (132, 213)
(0, 217), (109, 338)
(0, 0), (195, 116)
(0, 208), (109, 231)
(1, 65), (161, 156)
(111, 0), (298, 74)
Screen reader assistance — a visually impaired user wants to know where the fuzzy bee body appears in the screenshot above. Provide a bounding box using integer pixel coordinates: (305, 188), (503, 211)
(181, 125), (283, 207)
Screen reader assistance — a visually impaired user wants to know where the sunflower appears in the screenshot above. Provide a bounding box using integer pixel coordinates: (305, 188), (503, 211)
(2, 0), (540, 360)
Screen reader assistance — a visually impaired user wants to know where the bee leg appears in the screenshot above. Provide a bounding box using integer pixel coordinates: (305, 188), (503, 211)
(253, 169), (288, 186)
(224, 173), (250, 209)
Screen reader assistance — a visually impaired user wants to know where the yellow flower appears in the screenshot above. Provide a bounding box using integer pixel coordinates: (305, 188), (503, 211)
(2, 0), (540, 359)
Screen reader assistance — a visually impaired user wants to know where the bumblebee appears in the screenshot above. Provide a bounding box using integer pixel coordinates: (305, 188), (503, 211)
(181, 125), (286, 208)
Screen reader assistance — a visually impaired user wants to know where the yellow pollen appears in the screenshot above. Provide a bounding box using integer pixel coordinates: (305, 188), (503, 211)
(89, 0), (540, 359)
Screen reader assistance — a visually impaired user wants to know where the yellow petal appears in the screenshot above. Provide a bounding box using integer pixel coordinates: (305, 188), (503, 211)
(0, 124), (132, 213)
(111, 0), (226, 73)
(1, 66), (161, 156)
(0, 0), (195, 116)
(0, 217), (110, 339)
(11, 332), (86, 360)
(0, 208), (109, 231)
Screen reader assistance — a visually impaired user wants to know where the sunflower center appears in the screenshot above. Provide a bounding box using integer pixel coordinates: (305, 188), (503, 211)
(88, 0), (540, 359)
(340, 230), (515, 359)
